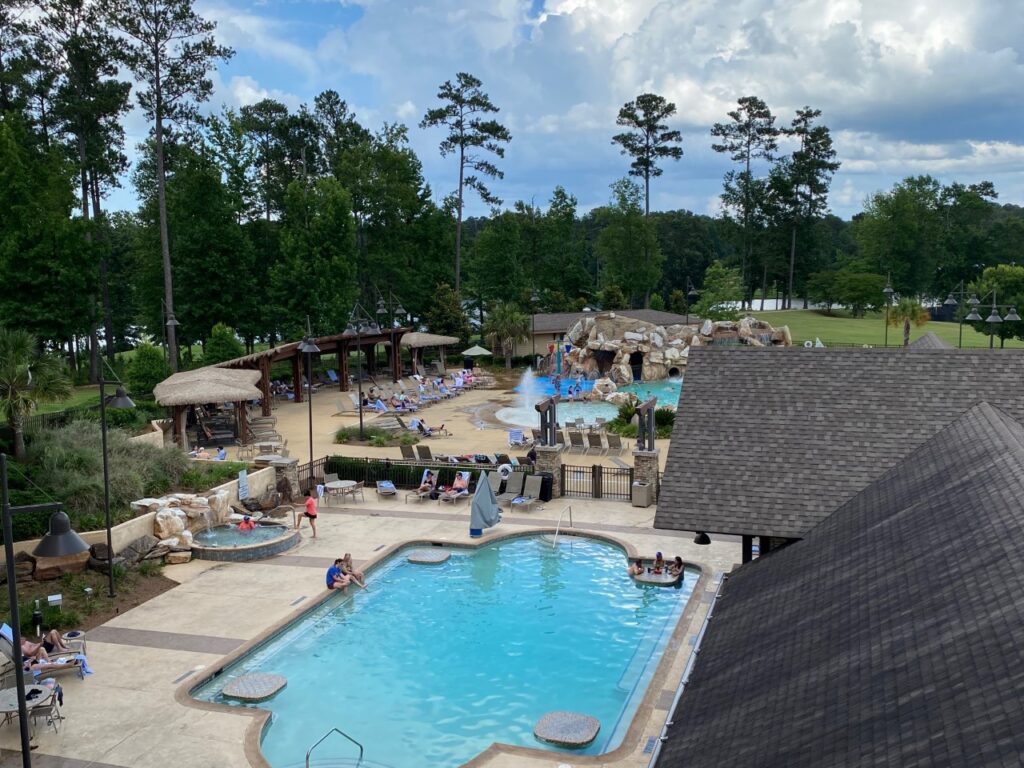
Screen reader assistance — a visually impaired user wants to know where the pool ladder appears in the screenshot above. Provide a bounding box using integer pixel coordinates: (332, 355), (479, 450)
(306, 727), (364, 767)
(551, 505), (574, 547)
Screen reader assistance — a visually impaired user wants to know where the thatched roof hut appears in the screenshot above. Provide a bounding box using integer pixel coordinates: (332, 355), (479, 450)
(154, 367), (262, 448)
(397, 332), (460, 375)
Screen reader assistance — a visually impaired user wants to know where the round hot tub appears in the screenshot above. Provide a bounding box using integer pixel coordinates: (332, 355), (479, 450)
(191, 522), (299, 562)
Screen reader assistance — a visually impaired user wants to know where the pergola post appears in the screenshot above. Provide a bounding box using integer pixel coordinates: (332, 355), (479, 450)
(236, 401), (249, 443)
(172, 405), (186, 450)
(292, 355), (303, 404)
(339, 341), (350, 392)
(366, 341), (377, 375)
(259, 357), (272, 417)
(391, 332), (401, 383)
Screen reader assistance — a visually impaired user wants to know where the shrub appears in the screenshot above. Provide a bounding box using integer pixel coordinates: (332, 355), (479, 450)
(138, 559), (164, 577)
(334, 425), (391, 444)
(180, 461), (248, 491)
(202, 323), (246, 365)
(616, 398), (639, 423)
(654, 407), (676, 428)
(126, 343), (169, 397)
(398, 432), (419, 446)
(369, 434), (389, 448)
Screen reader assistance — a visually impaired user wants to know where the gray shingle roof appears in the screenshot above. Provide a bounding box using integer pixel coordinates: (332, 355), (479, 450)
(656, 347), (1024, 539)
(656, 402), (1024, 768)
(908, 331), (954, 349)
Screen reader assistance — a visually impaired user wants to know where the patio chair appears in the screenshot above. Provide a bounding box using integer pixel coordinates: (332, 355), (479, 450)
(406, 469), (437, 503)
(414, 420), (450, 438)
(235, 440), (254, 460)
(568, 430), (586, 453)
(487, 472), (503, 495)
(326, 369), (341, 385)
(508, 429), (530, 447)
(595, 417), (607, 431)
(375, 480), (398, 498)
(416, 445), (434, 461)
(531, 428), (543, 443)
(341, 481), (365, 503)
(510, 475), (543, 513)
(400, 444), (416, 460)
(440, 471), (471, 504)
(497, 472), (526, 506)
(29, 692), (64, 735)
(606, 432), (624, 455)
(495, 453), (513, 466)
(586, 433), (606, 455)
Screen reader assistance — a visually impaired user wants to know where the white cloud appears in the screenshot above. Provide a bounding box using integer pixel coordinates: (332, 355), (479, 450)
(200, 2), (321, 80)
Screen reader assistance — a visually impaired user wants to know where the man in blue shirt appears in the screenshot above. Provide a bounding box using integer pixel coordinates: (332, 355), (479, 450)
(216, 446), (227, 460)
(326, 558), (350, 590)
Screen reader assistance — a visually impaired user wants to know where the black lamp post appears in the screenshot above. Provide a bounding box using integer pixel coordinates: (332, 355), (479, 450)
(882, 277), (895, 347)
(944, 284), (981, 348)
(99, 380), (135, 598)
(376, 289), (408, 380)
(3, 454), (90, 766)
(958, 288), (1020, 349)
(345, 303), (376, 441)
(686, 278), (699, 325)
(298, 325), (320, 465)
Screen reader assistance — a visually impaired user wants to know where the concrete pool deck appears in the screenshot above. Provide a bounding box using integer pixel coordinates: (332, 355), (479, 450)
(0, 493), (738, 768)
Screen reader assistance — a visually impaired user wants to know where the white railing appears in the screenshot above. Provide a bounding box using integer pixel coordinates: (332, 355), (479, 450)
(551, 505), (574, 547)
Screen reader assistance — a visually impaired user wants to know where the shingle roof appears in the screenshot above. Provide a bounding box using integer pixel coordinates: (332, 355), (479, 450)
(656, 347), (1024, 539)
(531, 309), (690, 334)
(656, 402), (1024, 768)
(908, 331), (954, 349)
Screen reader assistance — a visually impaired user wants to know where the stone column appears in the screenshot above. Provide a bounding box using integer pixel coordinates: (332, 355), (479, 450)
(272, 457), (300, 501)
(534, 444), (563, 499)
(632, 448), (660, 500)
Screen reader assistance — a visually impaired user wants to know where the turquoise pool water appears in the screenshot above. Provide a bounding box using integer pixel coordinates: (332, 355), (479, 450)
(193, 523), (290, 547)
(193, 536), (695, 767)
(518, 376), (682, 409)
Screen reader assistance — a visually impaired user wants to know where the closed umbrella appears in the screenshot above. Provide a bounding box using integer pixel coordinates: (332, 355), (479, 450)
(469, 471), (502, 538)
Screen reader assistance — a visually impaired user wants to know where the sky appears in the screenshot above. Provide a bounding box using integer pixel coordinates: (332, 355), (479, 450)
(110, 0), (1024, 220)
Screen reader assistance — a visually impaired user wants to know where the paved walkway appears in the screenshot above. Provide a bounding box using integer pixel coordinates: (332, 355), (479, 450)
(0, 495), (737, 768)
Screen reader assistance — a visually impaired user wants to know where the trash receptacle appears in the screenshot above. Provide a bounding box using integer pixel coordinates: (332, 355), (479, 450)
(536, 472), (554, 502)
(631, 481), (653, 508)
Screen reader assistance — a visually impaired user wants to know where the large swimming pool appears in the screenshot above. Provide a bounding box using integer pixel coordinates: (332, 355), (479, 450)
(192, 535), (695, 767)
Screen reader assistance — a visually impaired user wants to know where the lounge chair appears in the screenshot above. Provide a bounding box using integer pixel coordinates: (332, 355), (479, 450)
(568, 430), (586, 453)
(416, 445), (434, 461)
(400, 444), (416, 460)
(414, 420), (450, 438)
(487, 472), (503, 495)
(333, 398), (357, 416)
(326, 369), (341, 385)
(406, 469), (436, 503)
(586, 433), (605, 455)
(531, 428), (543, 443)
(510, 475), (543, 512)
(497, 472), (526, 506)
(606, 432), (624, 455)
(440, 471), (471, 504)
(495, 453), (513, 466)
(508, 429), (530, 447)
(375, 480), (398, 498)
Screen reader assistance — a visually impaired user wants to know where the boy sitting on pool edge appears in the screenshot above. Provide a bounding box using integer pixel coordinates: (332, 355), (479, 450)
(326, 558), (351, 590)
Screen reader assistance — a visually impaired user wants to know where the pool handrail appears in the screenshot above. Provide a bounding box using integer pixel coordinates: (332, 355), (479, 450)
(551, 505), (574, 547)
(306, 726), (364, 767)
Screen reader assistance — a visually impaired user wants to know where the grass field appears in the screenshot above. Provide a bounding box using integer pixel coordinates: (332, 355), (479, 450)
(0, 385), (102, 424)
(751, 309), (1024, 349)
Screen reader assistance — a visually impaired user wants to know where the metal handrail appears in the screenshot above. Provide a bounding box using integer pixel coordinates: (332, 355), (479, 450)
(306, 727), (364, 767)
(551, 505), (574, 547)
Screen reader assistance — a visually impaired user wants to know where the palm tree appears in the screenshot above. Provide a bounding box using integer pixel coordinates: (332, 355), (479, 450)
(0, 328), (73, 459)
(483, 302), (530, 369)
(888, 298), (929, 347)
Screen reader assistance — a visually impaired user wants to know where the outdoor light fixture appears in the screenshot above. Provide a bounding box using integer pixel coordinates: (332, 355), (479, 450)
(298, 321), (321, 466)
(1005, 307), (1021, 322)
(33, 509), (89, 558)
(100, 376), (135, 598)
(882, 278), (895, 347)
(686, 277), (699, 325)
(345, 303), (377, 441)
(693, 531), (711, 546)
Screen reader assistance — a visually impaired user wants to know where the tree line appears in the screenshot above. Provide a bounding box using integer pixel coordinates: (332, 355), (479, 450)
(3, 0), (1024, 383)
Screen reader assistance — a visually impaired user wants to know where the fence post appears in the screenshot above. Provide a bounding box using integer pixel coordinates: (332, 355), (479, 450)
(592, 464), (602, 499)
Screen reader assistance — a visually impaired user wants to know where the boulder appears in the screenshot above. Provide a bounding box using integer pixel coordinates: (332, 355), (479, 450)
(119, 534), (159, 565)
(700, 319), (713, 336)
(34, 551), (89, 580)
(209, 489), (230, 516)
(567, 320), (585, 345)
(158, 537), (182, 548)
(690, 334), (703, 347)
(623, 331), (644, 342)
(651, 332), (664, 348)
(592, 377), (617, 396)
(154, 509), (186, 540)
(90, 543), (112, 561)
(131, 497), (167, 517)
(165, 551), (192, 565)
(665, 347), (681, 361)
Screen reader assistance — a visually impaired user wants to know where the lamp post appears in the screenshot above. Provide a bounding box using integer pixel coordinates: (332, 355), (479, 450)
(882, 277), (894, 347)
(685, 278), (699, 325)
(944, 284), (981, 348)
(375, 289), (408, 380)
(529, 290), (540, 363)
(3, 455), (90, 767)
(958, 288), (1020, 349)
(158, 301), (180, 364)
(345, 303), (376, 441)
(298, 325), (320, 465)
(99, 379), (135, 598)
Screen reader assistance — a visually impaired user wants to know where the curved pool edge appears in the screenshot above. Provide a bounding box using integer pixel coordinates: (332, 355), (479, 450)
(174, 527), (710, 768)
(190, 524), (300, 562)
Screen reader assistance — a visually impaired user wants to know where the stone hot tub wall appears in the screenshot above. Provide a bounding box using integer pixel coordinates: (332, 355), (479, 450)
(564, 313), (791, 384)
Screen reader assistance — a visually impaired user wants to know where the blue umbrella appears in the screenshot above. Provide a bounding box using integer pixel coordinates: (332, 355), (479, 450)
(469, 471), (502, 537)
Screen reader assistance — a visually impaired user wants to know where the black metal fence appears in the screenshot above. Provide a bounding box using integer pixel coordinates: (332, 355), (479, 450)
(561, 463), (634, 500)
(298, 455), (534, 493)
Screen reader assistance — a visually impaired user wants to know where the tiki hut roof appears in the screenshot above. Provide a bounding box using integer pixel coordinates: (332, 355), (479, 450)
(153, 367), (262, 406)
(398, 332), (460, 349)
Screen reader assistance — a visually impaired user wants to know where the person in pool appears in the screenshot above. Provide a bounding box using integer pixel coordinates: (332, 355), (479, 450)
(651, 552), (666, 574)
(669, 556), (684, 577)
(628, 558), (644, 577)
(326, 558), (350, 590)
(238, 515), (256, 532)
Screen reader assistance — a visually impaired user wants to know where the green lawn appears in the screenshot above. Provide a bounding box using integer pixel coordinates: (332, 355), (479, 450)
(751, 309), (1024, 349)
(0, 385), (102, 423)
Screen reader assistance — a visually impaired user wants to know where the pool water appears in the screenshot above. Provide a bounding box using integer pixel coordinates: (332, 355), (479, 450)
(517, 376), (682, 409)
(193, 536), (695, 767)
(192, 523), (289, 547)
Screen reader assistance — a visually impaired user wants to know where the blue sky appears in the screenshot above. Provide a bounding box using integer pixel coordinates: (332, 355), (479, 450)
(112, 0), (1024, 220)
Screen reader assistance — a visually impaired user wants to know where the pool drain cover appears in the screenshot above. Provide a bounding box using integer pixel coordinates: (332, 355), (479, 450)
(223, 673), (287, 702)
(534, 711), (601, 747)
(407, 549), (451, 564)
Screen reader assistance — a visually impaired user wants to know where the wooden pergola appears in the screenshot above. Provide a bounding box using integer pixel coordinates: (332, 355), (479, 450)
(216, 328), (408, 416)
(153, 367), (263, 450)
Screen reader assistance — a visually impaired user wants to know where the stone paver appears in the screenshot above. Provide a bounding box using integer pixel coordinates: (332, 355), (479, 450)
(534, 710), (602, 747)
(407, 548), (451, 564)
(222, 673), (287, 702)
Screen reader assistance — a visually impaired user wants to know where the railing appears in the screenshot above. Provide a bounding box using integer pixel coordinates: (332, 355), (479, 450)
(299, 455), (535, 493)
(306, 727), (364, 768)
(551, 505), (573, 547)
(561, 464), (633, 500)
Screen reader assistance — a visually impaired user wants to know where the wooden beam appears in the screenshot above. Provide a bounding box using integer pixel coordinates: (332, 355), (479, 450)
(259, 357), (272, 417)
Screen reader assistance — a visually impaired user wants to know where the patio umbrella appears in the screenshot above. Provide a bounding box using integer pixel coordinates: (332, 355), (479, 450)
(461, 345), (492, 357)
(469, 471), (502, 537)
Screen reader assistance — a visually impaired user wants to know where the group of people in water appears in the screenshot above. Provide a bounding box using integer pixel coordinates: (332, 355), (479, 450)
(326, 554), (366, 590)
(628, 551), (684, 579)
